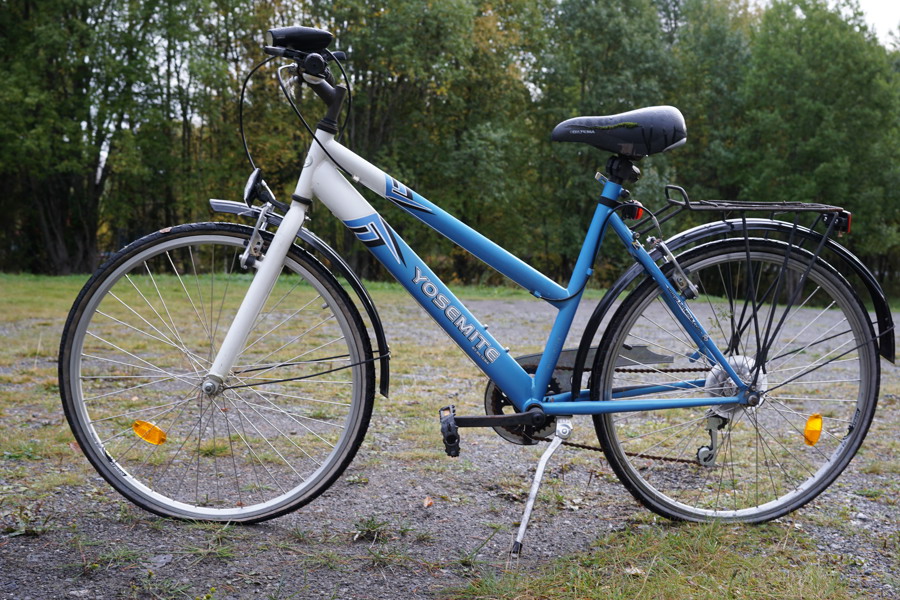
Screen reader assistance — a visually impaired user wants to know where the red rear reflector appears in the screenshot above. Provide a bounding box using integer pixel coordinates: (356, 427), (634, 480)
(622, 202), (644, 220)
(828, 211), (852, 235)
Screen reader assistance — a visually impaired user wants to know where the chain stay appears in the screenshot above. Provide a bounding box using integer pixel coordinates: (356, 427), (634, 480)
(614, 367), (710, 374)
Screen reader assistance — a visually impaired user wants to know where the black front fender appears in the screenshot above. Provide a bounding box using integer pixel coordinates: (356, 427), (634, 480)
(570, 218), (894, 399)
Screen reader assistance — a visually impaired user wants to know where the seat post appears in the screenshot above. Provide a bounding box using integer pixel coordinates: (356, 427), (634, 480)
(606, 155), (642, 185)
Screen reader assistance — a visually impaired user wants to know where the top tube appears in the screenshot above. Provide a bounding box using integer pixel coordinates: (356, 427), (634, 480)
(322, 138), (571, 299)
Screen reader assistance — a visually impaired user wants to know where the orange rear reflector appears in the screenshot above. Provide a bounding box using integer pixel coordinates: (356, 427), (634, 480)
(803, 414), (823, 446)
(133, 420), (167, 445)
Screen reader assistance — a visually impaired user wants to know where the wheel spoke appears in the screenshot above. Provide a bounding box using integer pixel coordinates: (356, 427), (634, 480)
(61, 227), (373, 521)
(594, 239), (875, 521)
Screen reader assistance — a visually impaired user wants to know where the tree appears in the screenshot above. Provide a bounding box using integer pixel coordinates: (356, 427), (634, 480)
(282, 0), (551, 282)
(0, 0), (279, 273)
(1, 0), (896, 290)
(667, 0), (753, 205)
(531, 0), (672, 281)
(732, 0), (900, 283)
(0, 1), (168, 273)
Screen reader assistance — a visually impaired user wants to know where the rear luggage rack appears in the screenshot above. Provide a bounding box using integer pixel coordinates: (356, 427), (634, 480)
(634, 185), (851, 236)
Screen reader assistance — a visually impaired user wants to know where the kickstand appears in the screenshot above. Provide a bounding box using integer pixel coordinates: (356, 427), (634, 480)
(509, 418), (572, 560)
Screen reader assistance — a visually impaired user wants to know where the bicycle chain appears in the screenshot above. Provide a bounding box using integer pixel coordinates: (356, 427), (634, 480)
(533, 436), (699, 464)
(614, 367), (711, 374)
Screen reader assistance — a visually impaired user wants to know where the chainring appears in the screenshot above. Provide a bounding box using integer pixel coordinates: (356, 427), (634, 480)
(483, 371), (559, 445)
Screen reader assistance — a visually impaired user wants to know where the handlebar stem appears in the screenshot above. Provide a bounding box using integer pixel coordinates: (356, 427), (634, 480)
(304, 77), (347, 134)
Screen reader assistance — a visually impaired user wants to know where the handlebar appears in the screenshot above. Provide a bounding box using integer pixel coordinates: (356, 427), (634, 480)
(263, 46), (347, 86)
(263, 26), (350, 133)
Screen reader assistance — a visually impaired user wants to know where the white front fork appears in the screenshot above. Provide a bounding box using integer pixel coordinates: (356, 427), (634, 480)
(204, 200), (309, 389)
(202, 130), (372, 391)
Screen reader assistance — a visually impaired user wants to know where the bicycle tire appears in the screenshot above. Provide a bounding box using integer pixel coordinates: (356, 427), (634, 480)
(59, 222), (375, 522)
(592, 238), (879, 522)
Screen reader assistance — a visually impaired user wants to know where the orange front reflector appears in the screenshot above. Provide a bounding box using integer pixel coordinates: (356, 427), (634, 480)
(133, 420), (167, 445)
(803, 414), (823, 446)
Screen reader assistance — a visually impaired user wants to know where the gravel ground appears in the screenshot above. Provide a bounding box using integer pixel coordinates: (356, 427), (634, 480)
(0, 292), (897, 599)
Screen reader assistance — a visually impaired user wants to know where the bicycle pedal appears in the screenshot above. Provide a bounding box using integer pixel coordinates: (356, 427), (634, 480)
(439, 405), (461, 457)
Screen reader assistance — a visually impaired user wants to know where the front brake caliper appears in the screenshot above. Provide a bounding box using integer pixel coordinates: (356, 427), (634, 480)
(240, 202), (274, 269)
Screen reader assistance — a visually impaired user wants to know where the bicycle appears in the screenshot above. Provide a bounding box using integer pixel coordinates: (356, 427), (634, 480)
(58, 25), (894, 555)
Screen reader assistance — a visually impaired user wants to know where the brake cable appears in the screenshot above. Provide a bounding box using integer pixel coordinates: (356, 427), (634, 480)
(240, 56), (277, 169)
(240, 47), (354, 176)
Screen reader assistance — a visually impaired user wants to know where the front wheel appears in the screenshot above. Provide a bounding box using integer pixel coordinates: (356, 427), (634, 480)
(592, 239), (879, 522)
(59, 223), (375, 522)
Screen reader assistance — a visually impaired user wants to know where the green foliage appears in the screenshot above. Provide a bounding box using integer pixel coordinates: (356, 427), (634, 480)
(0, 0), (162, 272)
(532, 0), (673, 278)
(668, 0), (753, 203)
(733, 0), (900, 272)
(1, 0), (898, 291)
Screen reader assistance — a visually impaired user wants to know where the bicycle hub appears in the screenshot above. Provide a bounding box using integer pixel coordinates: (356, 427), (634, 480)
(201, 377), (223, 396)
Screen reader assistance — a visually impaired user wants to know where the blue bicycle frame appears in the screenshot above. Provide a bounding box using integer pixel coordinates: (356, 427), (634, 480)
(297, 131), (748, 417)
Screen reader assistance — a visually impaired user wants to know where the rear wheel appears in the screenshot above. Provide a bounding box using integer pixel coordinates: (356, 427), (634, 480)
(59, 223), (375, 522)
(592, 239), (879, 522)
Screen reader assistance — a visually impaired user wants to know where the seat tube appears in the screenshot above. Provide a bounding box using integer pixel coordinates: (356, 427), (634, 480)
(531, 200), (613, 398)
(206, 200), (308, 384)
(600, 179), (623, 204)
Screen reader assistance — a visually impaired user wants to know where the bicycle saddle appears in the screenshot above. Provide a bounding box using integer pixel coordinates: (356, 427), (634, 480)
(551, 106), (687, 159)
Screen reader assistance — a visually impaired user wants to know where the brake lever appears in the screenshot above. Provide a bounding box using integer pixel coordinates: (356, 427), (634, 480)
(274, 55), (330, 93)
(287, 72), (335, 97)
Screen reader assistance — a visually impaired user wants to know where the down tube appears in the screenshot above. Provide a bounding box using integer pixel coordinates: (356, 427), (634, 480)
(342, 212), (534, 407)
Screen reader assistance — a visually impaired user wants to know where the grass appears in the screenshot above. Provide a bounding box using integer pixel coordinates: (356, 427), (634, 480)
(181, 525), (239, 565)
(451, 524), (504, 571)
(298, 548), (347, 570)
(0, 273), (90, 322)
(287, 526), (315, 543)
(0, 498), (54, 537)
(95, 546), (146, 570)
(125, 571), (192, 600)
(352, 514), (392, 543)
(449, 522), (855, 599)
